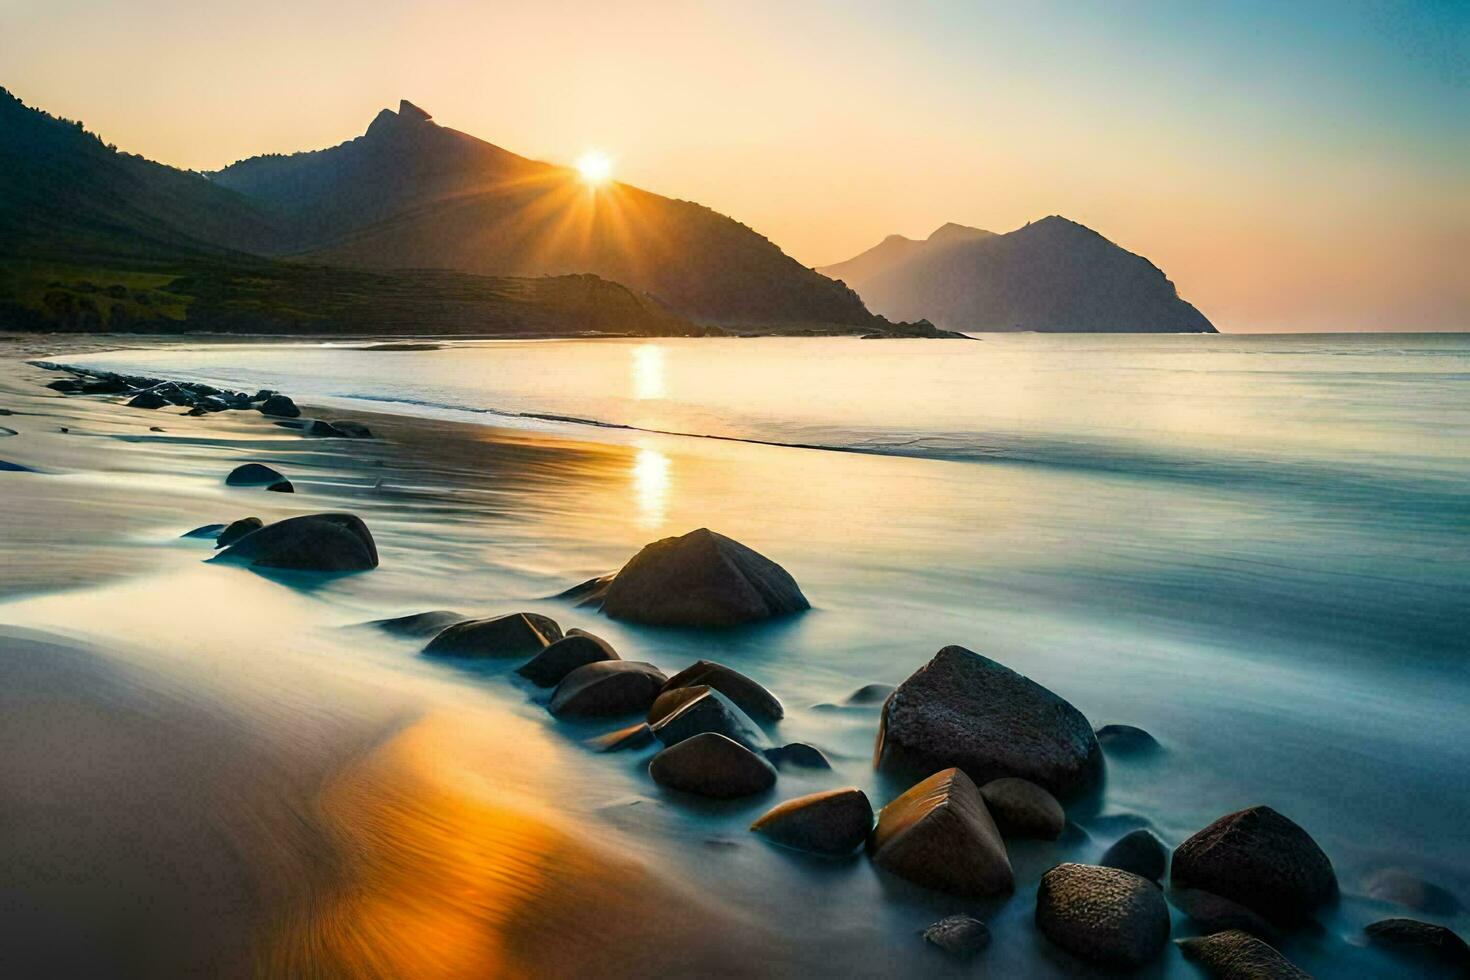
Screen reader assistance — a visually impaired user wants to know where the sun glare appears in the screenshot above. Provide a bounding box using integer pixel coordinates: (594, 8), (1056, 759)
(575, 150), (613, 187)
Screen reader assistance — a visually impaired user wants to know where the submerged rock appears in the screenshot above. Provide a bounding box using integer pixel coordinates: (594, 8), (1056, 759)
(875, 646), (1102, 798)
(979, 777), (1065, 840)
(1101, 829), (1168, 882)
(1361, 868), (1464, 916)
(751, 787), (872, 855)
(265, 480), (294, 493)
(868, 768), (1013, 897)
(259, 394), (300, 418)
(47, 378), (83, 392)
(332, 420), (374, 438)
(577, 528), (809, 627)
(212, 513), (378, 572)
(215, 516), (264, 548)
(652, 688), (768, 751)
(659, 660), (784, 722)
(649, 732), (777, 798)
(1096, 724), (1160, 752)
(1364, 918), (1470, 969)
(517, 631), (620, 687)
(846, 683), (894, 705)
(424, 613), (555, 658)
(1036, 863), (1171, 968)
(225, 463), (287, 487)
(1169, 888), (1277, 940)
(1172, 806), (1336, 926)
(182, 523), (226, 539)
(549, 661), (669, 718)
(765, 742), (831, 770)
(588, 722), (655, 753)
(1176, 930), (1310, 979)
(365, 609), (466, 638)
(923, 915), (991, 958)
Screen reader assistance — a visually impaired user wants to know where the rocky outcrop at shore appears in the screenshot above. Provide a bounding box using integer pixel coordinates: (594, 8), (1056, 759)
(874, 646), (1102, 798)
(566, 528), (809, 627)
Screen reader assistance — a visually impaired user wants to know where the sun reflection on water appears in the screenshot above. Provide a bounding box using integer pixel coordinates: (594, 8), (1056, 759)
(631, 445), (670, 529)
(631, 344), (666, 400)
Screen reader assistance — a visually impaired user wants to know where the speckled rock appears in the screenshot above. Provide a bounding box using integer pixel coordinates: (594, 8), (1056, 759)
(1172, 806), (1336, 925)
(517, 631), (619, 687)
(751, 788), (872, 855)
(423, 612), (555, 658)
(649, 732), (777, 798)
(1035, 863), (1171, 968)
(659, 659), (784, 722)
(875, 646), (1102, 798)
(979, 777), (1065, 840)
(923, 915), (991, 958)
(549, 661), (669, 718)
(868, 768), (1012, 897)
(1176, 930), (1310, 979)
(1101, 829), (1168, 882)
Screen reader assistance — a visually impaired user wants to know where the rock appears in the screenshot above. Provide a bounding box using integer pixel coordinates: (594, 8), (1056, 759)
(751, 788), (872, 856)
(266, 480), (294, 493)
(652, 688), (768, 751)
(1365, 918), (1470, 969)
(525, 614), (565, 643)
(1169, 888), (1278, 940)
(332, 420), (373, 438)
(225, 463), (287, 487)
(306, 419), (345, 437)
(82, 378), (128, 394)
(1096, 724), (1160, 752)
(1176, 930), (1311, 979)
(922, 915), (991, 958)
(196, 396), (228, 413)
(868, 768), (1013, 897)
(517, 631), (620, 687)
(845, 683), (894, 705)
(765, 743), (831, 770)
(1101, 829), (1168, 882)
(649, 732), (777, 799)
(0, 459), (35, 471)
(659, 660), (783, 722)
(647, 686), (709, 725)
(588, 722), (654, 753)
(149, 426), (165, 432)
(366, 610), (467, 638)
(874, 646), (1102, 798)
(549, 661), (669, 718)
(127, 390), (168, 409)
(1035, 863), (1171, 968)
(979, 777), (1065, 840)
(424, 613), (555, 658)
(259, 394), (300, 418)
(47, 378), (82, 392)
(583, 528), (809, 627)
(1172, 806), (1336, 926)
(182, 522), (226, 539)
(215, 517), (264, 548)
(212, 513), (378, 572)
(1361, 868), (1463, 916)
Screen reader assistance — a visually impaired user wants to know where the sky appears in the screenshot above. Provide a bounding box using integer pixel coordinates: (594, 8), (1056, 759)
(2, 0), (1466, 331)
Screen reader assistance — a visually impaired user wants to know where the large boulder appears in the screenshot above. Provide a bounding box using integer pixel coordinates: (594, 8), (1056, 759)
(259, 394), (300, 418)
(978, 777), (1065, 840)
(651, 688), (768, 751)
(580, 528), (809, 627)
(1365, 918), (1470, 970)
(659, 660), (784, 722)
(751, 788), (872, 855)
(1176, 930), (1310, 979)
(649, 733), (777, 799)
(212, 513), (378, 572)
(225, 463), (287, 487)
(1035, 863), (1170, 968)
(1171, 806), (1336, 926)
(365, 610), (467, 638)
(517, 631), (620, 687)
(423, 613), (555, 658)
(874, 646), (1102, 798)
(868, 768), (1013, 898)
(215, 516), (264, 548)
(549, 661), (668, 718)
(1101, 828), (1168, 882)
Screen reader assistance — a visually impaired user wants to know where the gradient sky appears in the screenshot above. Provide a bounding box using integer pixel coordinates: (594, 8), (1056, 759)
(3, 0), (1466, 331)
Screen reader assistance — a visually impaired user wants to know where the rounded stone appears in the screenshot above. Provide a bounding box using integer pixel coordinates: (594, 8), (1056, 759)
(211, 513), (378, 572)
(922, 915), (991, 958)
(1035, 863), (1171, 968)
(549, 661), (669, 718)
(979, 777), (1065, 840)
(649, 733), (777, 799)
(423, 613), (555, 658)
(517, 631), (619, 687)
(659, 660), (784, 722)
(751, 787), (872, 855)
(1100, 828), (1167, 881)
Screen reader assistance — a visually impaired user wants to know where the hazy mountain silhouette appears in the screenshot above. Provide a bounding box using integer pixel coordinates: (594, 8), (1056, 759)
(820, 217), (1215, 333)
(211, 101), (874, 327)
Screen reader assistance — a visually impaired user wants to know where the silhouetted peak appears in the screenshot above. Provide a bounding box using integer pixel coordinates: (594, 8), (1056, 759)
(881, 233), (916, 246)
(365, 108), (398, 137)
(927, 222), (992, 244)
(364, 101), (434, 139)
(1026, 215), (1094, 237)
(398, 100), (432, 123)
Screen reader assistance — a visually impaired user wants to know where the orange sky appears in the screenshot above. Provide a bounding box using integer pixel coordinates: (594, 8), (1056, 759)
(3, 0), (1466, 331)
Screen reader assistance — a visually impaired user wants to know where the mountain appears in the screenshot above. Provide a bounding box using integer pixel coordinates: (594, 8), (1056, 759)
(820, 217), (1215, 333)
(210, 100), (875, 328)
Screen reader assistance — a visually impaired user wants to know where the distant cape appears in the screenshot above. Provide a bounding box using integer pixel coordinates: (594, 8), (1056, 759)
(819, 217), (1215, 333)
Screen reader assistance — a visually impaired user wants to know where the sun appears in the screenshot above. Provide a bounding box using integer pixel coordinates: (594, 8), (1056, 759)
(575, 150), (613, 187)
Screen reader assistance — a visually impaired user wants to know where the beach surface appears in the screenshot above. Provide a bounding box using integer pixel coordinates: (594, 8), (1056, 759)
(1, 336), (1466, 978)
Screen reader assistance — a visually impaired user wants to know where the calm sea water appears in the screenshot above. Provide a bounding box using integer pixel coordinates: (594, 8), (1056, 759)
(62, 333), (1470, 976)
